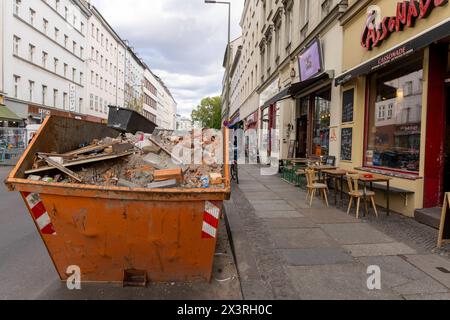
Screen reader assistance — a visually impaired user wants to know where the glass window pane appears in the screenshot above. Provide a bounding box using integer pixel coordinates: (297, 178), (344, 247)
(365, 57), (423, 173)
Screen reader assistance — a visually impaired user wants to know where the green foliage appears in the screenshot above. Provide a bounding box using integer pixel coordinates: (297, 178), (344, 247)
(191, 96), (222, 129)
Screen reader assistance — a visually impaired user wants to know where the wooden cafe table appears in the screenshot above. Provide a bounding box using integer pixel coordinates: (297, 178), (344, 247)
(322, 168), (357, 207)
(358, 173), (393, 216)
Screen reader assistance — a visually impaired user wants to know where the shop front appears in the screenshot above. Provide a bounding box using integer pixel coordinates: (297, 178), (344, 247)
(336, 0), (450, 217)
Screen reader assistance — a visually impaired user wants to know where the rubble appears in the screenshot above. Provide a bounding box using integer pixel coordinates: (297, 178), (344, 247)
(25, 129), (226, 190)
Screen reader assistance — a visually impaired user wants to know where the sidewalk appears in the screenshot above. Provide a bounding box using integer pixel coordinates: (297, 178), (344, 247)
(224, 165), (450, 300)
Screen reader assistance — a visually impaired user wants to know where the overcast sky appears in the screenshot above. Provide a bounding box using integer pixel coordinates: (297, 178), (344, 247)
(93, 0), (245, 118)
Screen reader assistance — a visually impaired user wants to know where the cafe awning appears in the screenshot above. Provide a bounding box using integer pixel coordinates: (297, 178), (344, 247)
(262, 71), (334, 109)
(0, 106), (22, 122)
(335, 19), (450, 86)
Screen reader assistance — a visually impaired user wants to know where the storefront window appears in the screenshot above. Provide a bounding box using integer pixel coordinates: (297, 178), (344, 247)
(365, 57), (423, 173)
(312, 89), (331, 156)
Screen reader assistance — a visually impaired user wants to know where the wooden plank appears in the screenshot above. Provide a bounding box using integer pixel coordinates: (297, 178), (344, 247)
(63, 143), (113, 156)
(25, 151), (134, 175)
(38, 155), (83, 183)
(154, 168), (182, 183)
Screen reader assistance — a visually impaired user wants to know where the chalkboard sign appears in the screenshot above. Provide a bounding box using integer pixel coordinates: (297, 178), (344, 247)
(438, 193), (450, 248)
(341, 128), (353, 161)
(342, 89), (354, 123)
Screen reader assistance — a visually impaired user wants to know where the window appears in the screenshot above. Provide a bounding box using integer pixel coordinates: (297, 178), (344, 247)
(54, 28), (59, 41)
(302, 0), (310, 26)
(79, 98), (83, 111)
(29, 9), (35, 26)
(80, 46), (84, 59)
(43, 19), (48, 34)
(55, 0), (59, 11)
(29, 44), (35, 61)
(80, 22), (84, 34)
(29, 80), (34, 101)
(42, 51), (48, 68)
(63, 92), (67, 109)
(365, 56), (424, 173)
(285, 5), (293, 47)
(64, 63), (68, 77)
(13, 36), (20, 55)
(42, 85), (47, 105)
(64, 7), (68, 20)
(90, 94), (94, 110)
(73, 41), (77, 54)
(13, 75), (20, 98)
(14, 0), (21, 16)
(53, 89), (58, 107)
(64, 35), (68, 48)
(72, 68), (76, 82)
(80, 72), (83, 85)
(91, 71), (94, 84)
(95, 96), (98, 111)
(73, 15), (76, 27)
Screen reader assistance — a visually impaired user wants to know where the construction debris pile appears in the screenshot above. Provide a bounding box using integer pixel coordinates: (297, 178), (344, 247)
(25, 131), (225, 189)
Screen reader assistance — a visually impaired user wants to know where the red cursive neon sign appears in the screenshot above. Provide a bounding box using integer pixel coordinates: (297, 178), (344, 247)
(361, 0), (448, 50)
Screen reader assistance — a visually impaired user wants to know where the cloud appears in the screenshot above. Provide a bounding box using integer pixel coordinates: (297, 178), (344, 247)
(92, 0), (244, 117)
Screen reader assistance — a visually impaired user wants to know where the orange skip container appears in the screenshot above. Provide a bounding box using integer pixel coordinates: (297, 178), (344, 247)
(5, 116), (231, 284)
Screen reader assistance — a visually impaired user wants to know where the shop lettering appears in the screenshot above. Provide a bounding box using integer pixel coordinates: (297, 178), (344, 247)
(362, 0), (448, 50)
(377, 46), (407, 65)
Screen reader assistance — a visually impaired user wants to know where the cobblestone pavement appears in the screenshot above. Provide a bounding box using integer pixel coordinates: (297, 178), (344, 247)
(224, 165), (450, 300)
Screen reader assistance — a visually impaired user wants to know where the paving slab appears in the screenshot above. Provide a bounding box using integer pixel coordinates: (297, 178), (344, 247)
(280, 248), (355, 266)
(250, 200), (296, 212)
(358, 256), (449, 296)
(302, 208), (361, 224)
(254, 210), (304, 219)
(343, 243), (417, 257)
(403, 255), (450, 289)
(239, 280), (275, 300)
(238, 184), (270, 192)
(320, 223), (396, 245)
(270, 228), (339, 249)
(286, 264), (401, 300)
(242, 192), (282, 200)
(264, 218), (317, 229)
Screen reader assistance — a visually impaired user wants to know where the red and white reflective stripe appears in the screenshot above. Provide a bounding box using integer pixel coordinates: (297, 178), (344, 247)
(22, 192), (56, 235)
(202, 201), (220, 239)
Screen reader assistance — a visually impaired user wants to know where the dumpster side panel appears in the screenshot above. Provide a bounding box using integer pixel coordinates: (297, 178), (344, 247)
(36, 194), (220, 283)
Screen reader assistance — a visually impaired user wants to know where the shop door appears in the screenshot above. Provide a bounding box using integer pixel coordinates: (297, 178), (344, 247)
(296, 116), (308, 158)
(444, 86), (450, 194)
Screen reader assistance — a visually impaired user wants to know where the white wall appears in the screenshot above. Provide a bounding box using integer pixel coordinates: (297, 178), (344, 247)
(4, 0), (89, 117)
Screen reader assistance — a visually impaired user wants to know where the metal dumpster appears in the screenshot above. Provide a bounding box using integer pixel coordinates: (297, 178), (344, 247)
(4, 116), (231, 284)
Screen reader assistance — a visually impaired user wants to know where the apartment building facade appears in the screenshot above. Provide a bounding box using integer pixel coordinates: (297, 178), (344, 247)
(142, 68), (158, 123)
(155, 76), (177, 130)
(226, 0), (347, 163)
(4, 0), (94, 123)
(0, 0), (176, 127)
(84, 3), (126, 119)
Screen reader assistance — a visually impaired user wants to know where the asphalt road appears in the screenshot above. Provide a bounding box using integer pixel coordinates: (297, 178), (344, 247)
(0, 166), (241, 300)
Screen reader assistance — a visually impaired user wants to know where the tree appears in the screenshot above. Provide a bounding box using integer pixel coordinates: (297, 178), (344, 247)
(191, 96), (222, 129)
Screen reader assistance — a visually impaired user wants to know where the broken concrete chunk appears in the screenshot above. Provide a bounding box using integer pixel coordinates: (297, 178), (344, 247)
(209, 173), (223, 185)
(147, 179), (178, 189)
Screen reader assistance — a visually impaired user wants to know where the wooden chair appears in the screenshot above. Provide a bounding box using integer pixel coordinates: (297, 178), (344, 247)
(305, 169), (329, 207)
(346, 173), (379, 219)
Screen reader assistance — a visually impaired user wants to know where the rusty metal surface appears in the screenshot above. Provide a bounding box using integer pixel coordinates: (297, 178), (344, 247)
(37, 195), (221, 282)
(4, 116), (231, 283)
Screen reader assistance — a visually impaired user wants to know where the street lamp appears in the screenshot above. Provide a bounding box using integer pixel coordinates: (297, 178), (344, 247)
(204, 0), (231, 123)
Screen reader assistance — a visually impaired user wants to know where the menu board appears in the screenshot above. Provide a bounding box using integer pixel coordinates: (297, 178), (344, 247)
(341, 128), (353, 161)
(342, 89), (354, 123)
(438, 193), (450, 248)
